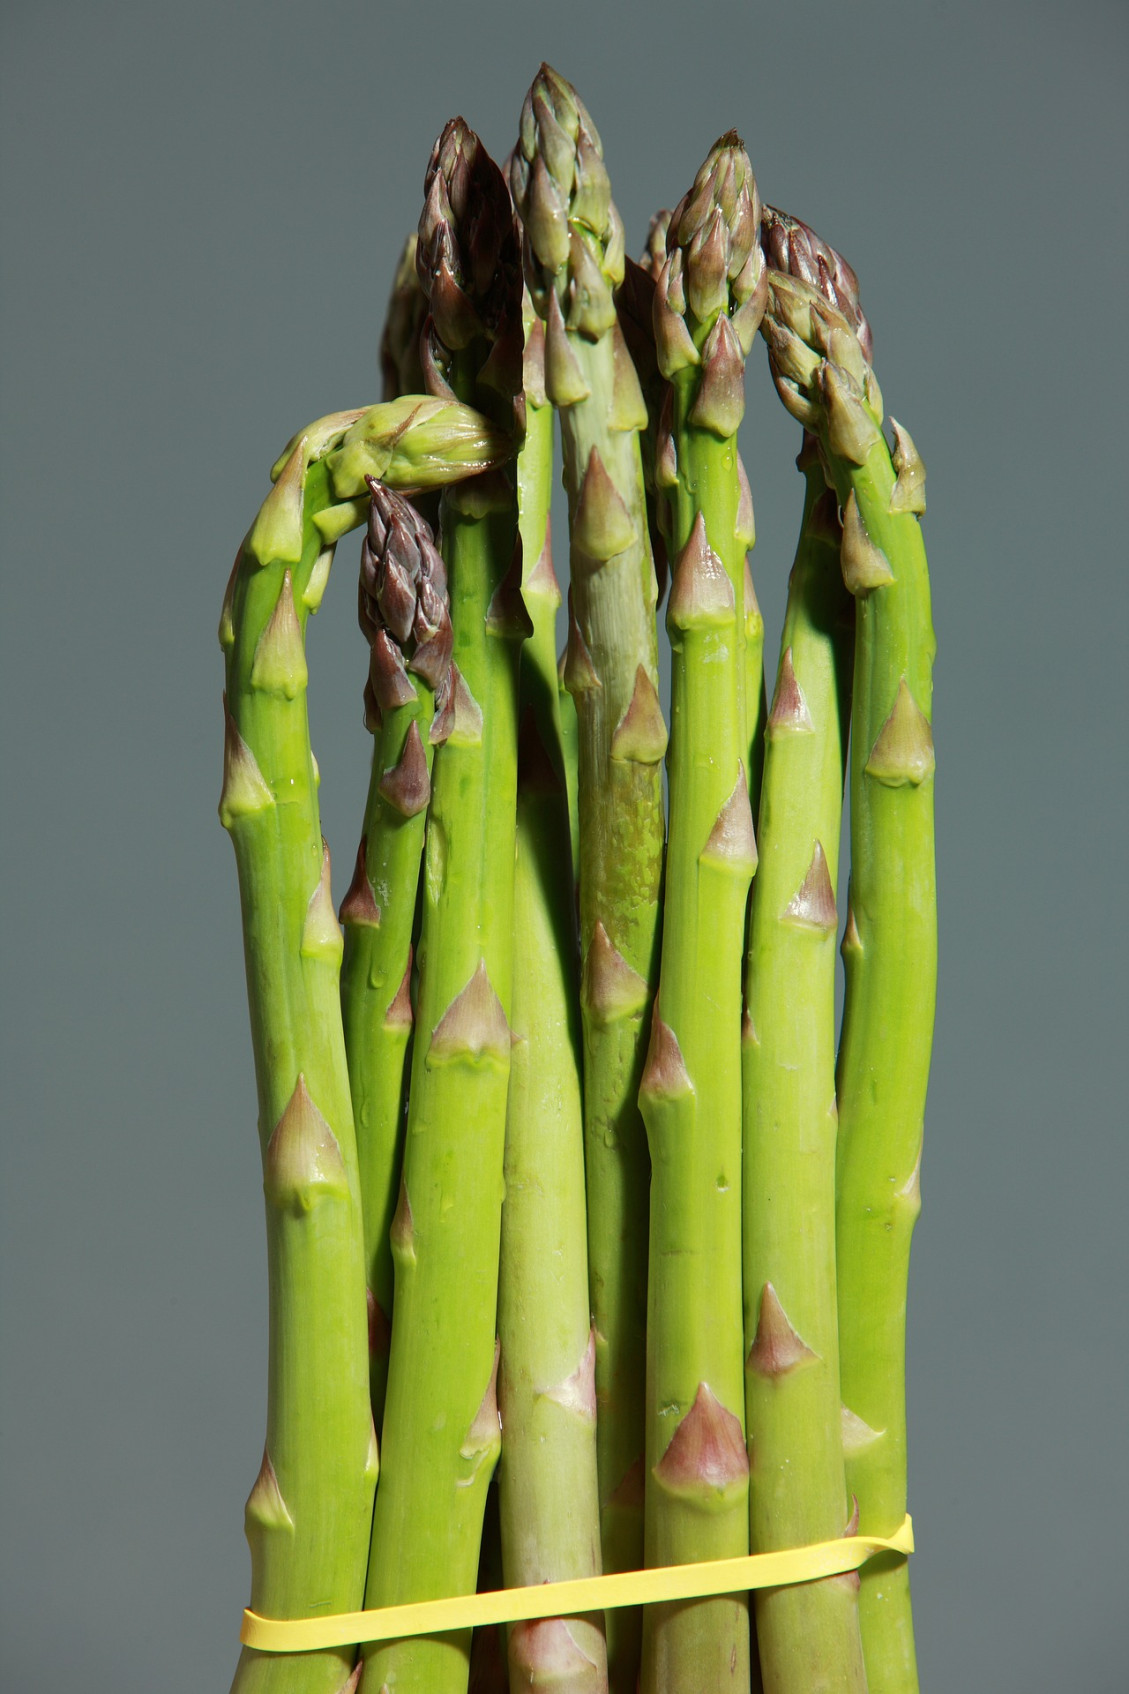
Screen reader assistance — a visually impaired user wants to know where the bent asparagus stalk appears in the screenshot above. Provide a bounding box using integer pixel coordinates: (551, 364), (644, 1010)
(339, 484), (453, 1422)
(636, 134), (765, 1694)
(361, 118), (527, 1694)
(497, 716), (608, 1692)
(221, 402), (502, 1694)
(762, 208), (937, 1694)
(510, 67), (667, 1693)
(741, 444), (867, 1694)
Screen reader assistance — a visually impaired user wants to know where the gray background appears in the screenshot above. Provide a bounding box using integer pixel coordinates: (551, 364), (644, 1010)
(2, 2), (1126, 1689)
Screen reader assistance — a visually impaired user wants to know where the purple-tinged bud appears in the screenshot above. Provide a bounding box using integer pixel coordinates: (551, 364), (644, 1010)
(688, 313), (745, 437)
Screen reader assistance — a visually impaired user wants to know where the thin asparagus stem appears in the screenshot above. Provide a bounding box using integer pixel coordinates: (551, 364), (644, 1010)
(361, 118), (527, 1694)
(339, 484), (453, 1422)
(636, 134), (766, 1694)
(761, 208), (936, 1694)
(221, 402), (500, 1694)
(511, 67), (667, 1693)
(742, 452), (867, 1694)
(497, 718), (608, 1692)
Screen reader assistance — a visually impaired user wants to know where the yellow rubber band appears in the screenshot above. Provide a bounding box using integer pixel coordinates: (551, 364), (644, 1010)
(240, 1514), (913, 1652)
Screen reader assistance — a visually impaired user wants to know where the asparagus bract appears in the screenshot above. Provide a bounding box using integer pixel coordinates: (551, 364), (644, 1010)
(339, 484), (453, 1421)
(741, 452), (867, 1694)
(497, 719), (608, 1692)
(361, 119), (527, 1694)
(637, 135), (765, 1694)
(220, 401), (499, 1694)
(761, 209), (936, 1694)
(511, 68), (666, 1692)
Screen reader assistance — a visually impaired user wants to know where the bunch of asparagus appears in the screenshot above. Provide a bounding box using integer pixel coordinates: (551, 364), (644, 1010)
(219, 63), (935, 1694)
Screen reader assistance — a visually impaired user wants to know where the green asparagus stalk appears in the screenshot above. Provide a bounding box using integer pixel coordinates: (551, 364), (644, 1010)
(361, 118), (527, 1694)
(220, 401), (503, 1694)
(510, 67), (667, 1692)
(761, 208), (936, 1694)
(635, 134), (766, 1694)
(741, 445), (867, 1693)
(339, 484), (453, 1421)
(497, 716), (608, 1691)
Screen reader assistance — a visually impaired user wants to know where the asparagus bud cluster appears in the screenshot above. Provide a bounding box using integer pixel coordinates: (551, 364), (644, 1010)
(359, 480), (454, 729)
(220, 62), (936, 1694)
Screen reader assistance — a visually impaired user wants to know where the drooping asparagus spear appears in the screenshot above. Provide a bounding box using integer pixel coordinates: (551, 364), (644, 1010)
(338, 484), (453, 1422)
(510, 68), (667, 1693)
(220, 401), (505, 1694)
(633, 135), (765, 1694)
(497, 716), (608, 1692)
(361, 119), (527, 1694)
(761, 208), (936, 1694)
(742, 445), (867, 1694)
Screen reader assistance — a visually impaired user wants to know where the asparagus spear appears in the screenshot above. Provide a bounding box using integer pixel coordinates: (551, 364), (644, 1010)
(220, 401), (503, 1694)
(339, 484), (453, 1422)
(497, 716), (608, 1692)
(761, 208), (936, 1694)
(361, 118), (527, 1694)
(634, 135), (765, 1694)
(742, 445), (867, 1694)
(510, 67), (667, 1693)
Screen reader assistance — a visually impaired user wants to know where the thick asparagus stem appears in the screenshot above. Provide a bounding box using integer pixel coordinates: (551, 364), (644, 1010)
(634, 135), (765, 1694)
(741, 458), (867, 1694)
(361, 119), (526, 1694)
(339, 486), (453, 1421)
(761, 210), (936, 1694)
(511, 68), (667, 1693)
(221, 403), (500, 1694)
(497, 720), (608, 1692)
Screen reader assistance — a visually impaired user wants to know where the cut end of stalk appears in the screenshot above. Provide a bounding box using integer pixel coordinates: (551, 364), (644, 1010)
(747, 1283), (820, 1378)
(339, 838), (382, 928)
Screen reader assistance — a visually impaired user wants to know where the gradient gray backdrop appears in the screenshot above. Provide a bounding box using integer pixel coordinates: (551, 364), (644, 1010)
(2, 3), (1126, 1689)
